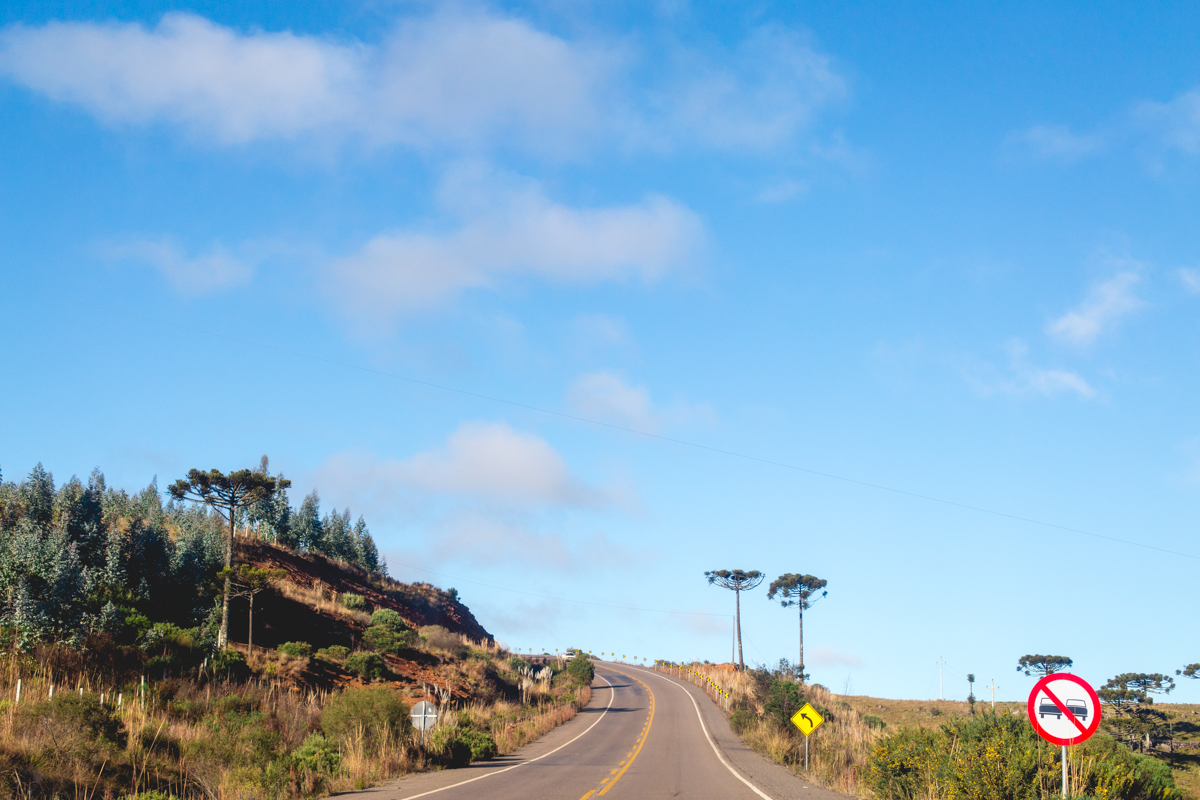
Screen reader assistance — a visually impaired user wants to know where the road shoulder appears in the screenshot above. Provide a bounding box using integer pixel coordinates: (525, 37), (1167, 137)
(629, 664), (854, 800)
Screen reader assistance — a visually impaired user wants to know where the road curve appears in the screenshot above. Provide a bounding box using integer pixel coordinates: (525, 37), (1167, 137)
(347, 661), (849, 800)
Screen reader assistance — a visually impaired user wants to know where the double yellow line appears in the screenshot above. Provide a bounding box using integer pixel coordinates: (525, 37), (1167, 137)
(579, 668), (655, 799)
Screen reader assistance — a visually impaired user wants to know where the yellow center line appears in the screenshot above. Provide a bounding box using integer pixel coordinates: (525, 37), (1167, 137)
(597, 668), (655, 797)
(579, 793), (596, 800)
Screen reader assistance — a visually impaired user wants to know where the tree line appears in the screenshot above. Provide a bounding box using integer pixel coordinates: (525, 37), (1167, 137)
(0, 457), (382, 649)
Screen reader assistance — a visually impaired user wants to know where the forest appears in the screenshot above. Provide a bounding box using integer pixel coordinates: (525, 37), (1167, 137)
(0, 458), (381, 650)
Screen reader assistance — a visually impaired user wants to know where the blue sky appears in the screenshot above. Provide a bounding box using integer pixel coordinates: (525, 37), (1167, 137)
(1, 1), (1198, 702)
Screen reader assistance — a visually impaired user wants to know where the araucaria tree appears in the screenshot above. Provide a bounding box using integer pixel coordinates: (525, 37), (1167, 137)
(221, 565), (287, 657)
(766, 573), (827, 682)
(1016, 654), (1073, 677)
(1178, 663), (1199, 681)
(1099, 672), (1175, 752)
(169, 465), (290, 649)
(705, 569), (763, 671)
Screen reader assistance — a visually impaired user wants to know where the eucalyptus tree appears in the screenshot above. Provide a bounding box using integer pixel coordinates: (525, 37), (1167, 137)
(169, 466), (290, 648)
(766, 573), (827, 682)
(705, 569), (763, 671)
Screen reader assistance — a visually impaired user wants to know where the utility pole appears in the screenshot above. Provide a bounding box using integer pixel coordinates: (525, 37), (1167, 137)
(937, 657), (945, 700)
(990, 679), (997, 709)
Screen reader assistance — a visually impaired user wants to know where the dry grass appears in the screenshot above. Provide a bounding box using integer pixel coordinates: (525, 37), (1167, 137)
(276, 580), (373, 627)
(657, 662), (881, 796)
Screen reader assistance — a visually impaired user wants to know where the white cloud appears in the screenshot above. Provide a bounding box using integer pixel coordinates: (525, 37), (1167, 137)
(1179, 267), (1200, 294)
(566, 371), (714, 433)
(1007, 124), (1105, 161)
(1047, 271), (1143, 346)
(0, 12), (847, 155)
(960, 340), (1096, 400)
(424, 510), (633, 572)
(569, 314), (632, 349)
(104, 237), (253, 294)
(322, 167), (702, 329)
(807, 645), (863, 668)
(1134, 89), (1200, 156)
(660, 25), (847, 152)
(317, 422), (609, 511)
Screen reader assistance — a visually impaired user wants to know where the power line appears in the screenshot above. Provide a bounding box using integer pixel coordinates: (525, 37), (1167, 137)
(3, 280), (1196, 562)
(389, 558), (731, 617)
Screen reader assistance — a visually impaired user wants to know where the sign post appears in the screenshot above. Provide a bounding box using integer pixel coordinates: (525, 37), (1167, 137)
(789, 702), (825, 772)
(1026, 674), (1101, 798)
(410, 700), (439, 748)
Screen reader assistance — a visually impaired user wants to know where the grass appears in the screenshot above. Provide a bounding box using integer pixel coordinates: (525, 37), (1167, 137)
(657, 663), (1200, 799)
(0, 637), (593, 798)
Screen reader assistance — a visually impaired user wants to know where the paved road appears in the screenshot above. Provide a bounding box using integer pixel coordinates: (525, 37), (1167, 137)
(347, 662), (849, 800)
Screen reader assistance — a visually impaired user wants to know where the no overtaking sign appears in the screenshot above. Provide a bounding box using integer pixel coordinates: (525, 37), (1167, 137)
(1026, 673), (1101, 746)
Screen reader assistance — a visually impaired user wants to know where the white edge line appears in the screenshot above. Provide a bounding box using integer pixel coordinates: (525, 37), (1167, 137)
(396, 672), (616, 800)
(635, 666), (775, 800)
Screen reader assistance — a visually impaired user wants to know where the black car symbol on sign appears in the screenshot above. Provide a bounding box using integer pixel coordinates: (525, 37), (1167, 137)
(1038, 697), (1088, 721)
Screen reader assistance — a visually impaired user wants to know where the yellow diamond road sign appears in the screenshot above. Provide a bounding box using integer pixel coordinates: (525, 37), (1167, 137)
(790, 703), (824, 737)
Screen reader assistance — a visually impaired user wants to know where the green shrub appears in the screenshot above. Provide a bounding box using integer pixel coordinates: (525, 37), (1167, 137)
(866, 713), (1182, 800)
(316, 644), (350, 662)
(345, 651), (387, 681)
(22, 693), (127, 752)
(763, 678), (803, 729)
(210, 648), (247, 676)
(321, 687), (411, 749)
(508, 656), (531, 672)
(729, 708), (757, 735)
(363, 625), (415, 655)
(292, 731), (342, 774)
(863, 714), (886, 730)
(429, 725), (496, 766)
(370, 608), (408, 631)
(564, 654), (595, 686)
(277, 641), (313, 658)
(341, 593), (367, 610)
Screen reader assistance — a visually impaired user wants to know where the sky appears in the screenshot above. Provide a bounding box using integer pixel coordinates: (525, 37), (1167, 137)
(0, 0), (1197, 703)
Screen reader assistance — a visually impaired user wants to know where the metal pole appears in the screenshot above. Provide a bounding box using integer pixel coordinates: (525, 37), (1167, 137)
(937, 657), (945, 700)
(1062, 745), (1067, 798)
(805, 735), (809, 772)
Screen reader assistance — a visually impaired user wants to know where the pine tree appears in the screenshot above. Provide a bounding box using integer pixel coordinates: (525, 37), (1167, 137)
(353, 516), (380, 573)
(291, 491), (324, 553)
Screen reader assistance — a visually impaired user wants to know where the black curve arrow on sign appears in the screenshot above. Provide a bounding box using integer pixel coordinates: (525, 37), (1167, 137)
(801, 712), (814, 726)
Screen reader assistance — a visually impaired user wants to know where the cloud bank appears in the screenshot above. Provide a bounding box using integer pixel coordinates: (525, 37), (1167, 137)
(0, 11), (846, 154)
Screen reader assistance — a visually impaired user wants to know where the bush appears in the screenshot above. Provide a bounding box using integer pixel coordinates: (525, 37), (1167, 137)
(863, 714), (886, 730)
(865, 712), (1182, 800)
(763, 678), (803, 729)
(564, 654), (595, 686)
(22, 693), (127, 751)
(316, 644), (350, 662)
(363, 625), (415, 655)
(276, 641), (312, 658)
(508, 656), (531, 672)
(419, 625), (465, 656)
(210, 648), (248, 678)
(322, 687), (411, 749)
(345, 651), (387, 682)
(341, 593), (367, 610)
(370, 608), (408, 631)
(729, 708), (757, 735)
(429, 725), (497, 766)
(292, 731), (342, 775)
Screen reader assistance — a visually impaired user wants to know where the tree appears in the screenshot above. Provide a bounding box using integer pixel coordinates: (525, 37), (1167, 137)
(168, 466), (290, 648)
(220, 564), (286, 657)
(766, 573), (827, 682)
(705, 569), (763, 671)
(1099, 673), (1175, 752)
(1016, 654), (1073, 677)
(1178, 664), (1199, 680)
(967, 673), (976, 715)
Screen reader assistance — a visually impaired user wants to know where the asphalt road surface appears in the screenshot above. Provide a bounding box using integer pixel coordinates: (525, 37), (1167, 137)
(346, 661), (849, 800)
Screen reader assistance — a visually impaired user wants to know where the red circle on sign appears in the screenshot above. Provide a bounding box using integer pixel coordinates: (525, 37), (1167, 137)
(1027, 673), (1101, 746)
